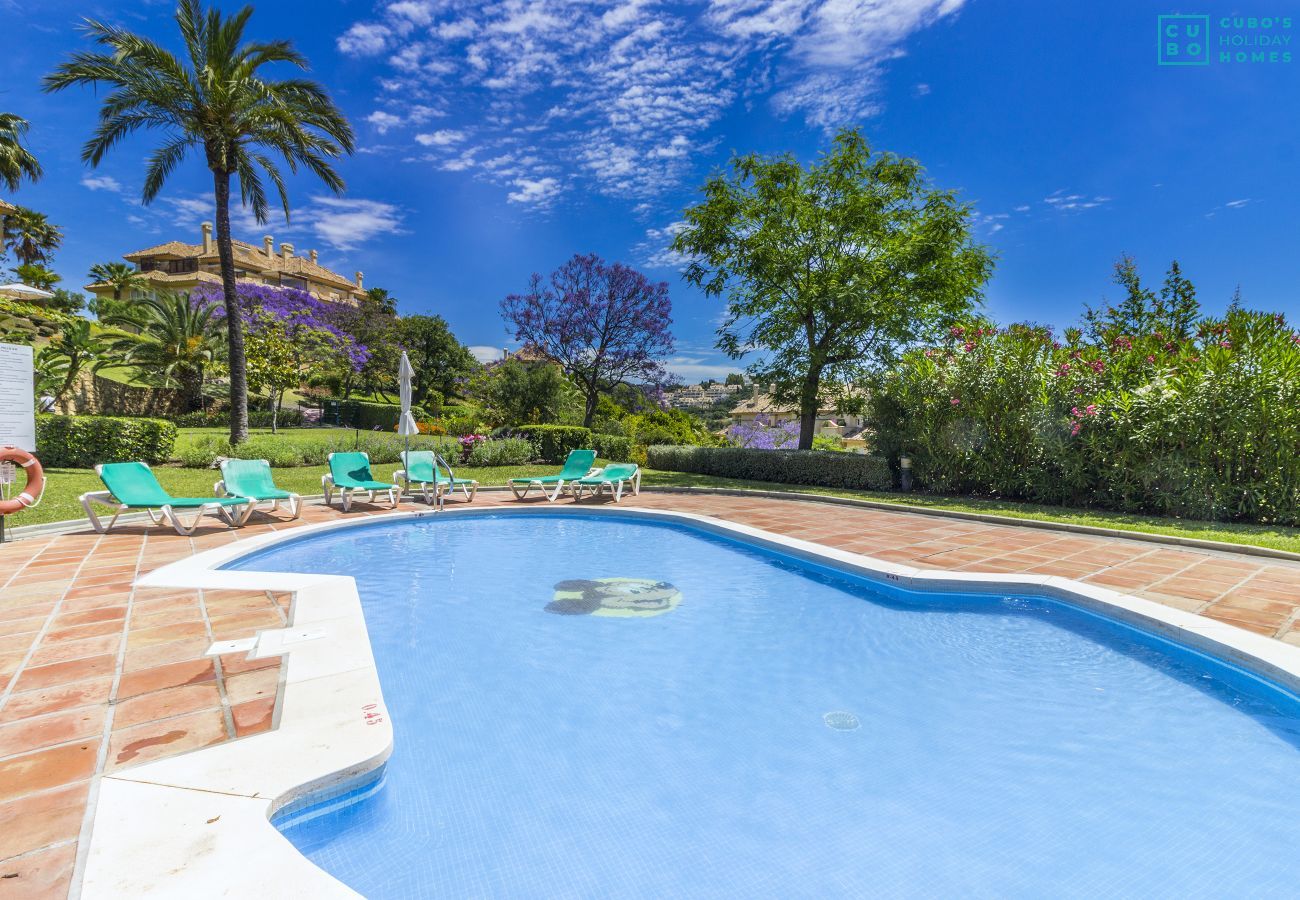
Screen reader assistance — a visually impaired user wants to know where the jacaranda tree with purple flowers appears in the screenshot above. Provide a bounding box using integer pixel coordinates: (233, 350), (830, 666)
(192, 282), (368, 429)
(501, 253), (675, 428)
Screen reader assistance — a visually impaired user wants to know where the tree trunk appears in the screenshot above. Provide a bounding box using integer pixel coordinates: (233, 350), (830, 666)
(271, 390), (280, 434)
(797, 370), (821, 450)
(212, 169), (249, 445)
(582, 385), (599, 429)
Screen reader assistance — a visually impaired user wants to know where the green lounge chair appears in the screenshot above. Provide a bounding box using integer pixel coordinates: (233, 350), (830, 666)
(323, 451), (398, 512)
(508, 449), (598, 501)
(394, 450), (478, 504)
(80, 461), (252, 536)
(215, 458), (302, 520)
(572, 463), (641, 502)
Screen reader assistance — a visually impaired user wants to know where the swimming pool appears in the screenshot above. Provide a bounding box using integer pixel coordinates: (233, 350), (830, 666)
(228, 512), (1300, 897)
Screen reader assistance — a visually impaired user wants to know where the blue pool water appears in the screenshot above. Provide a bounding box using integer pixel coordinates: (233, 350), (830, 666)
(227, 513), (1300, 898)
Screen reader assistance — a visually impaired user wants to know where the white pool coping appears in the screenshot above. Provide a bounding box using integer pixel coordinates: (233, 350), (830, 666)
(79, 506), (1300, 897)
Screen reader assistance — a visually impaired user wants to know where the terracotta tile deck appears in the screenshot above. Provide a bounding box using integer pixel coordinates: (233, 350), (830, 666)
(1, 489), (1299, 897)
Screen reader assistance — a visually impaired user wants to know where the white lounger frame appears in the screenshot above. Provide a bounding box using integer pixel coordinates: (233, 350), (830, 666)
(508, 467), (600, 502)
(393, 469), (479, 504)
(572, 468), (642, 503)
(80, 465), (252, 537)
(213, 479), (303, 521)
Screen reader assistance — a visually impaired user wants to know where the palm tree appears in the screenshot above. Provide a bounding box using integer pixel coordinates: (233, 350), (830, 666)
(14, 263), (60, 291)
(45, 0), (355, 444)
(88, 261), (149, 322)
(0, 113), (42, 192)
(36, 318), (105, 405)
(88, 262), (148, 301)
(3, 206), (62, 266)
(102, 293), (224, 411)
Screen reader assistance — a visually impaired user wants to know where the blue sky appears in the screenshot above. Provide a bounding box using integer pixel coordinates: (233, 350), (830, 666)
(2, 0), (1297, 380)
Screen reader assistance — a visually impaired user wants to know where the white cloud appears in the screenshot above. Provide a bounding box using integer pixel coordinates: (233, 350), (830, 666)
(506, 177), (561, 205)
(339, 0), (964, 205)
(635, 221), (691, 270)
(296, 196), (406, 251)
(81, 174), (123, 193)
(1225, 198), (1251, 209)
(1044, 190), (1111, 212)
(415, 129), (466, 146)
(367, 111), (404, 133)
(337, 22), (392, 55)
(468, 344), (507, 363)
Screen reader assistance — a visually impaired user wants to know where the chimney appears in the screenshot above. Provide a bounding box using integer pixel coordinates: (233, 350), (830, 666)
(280, 242), (295, 261)
(263, 236), (274, 258)
(309, 249), (318, 264)
(355, 271), (364, 291)
(201, 222), (213, 253)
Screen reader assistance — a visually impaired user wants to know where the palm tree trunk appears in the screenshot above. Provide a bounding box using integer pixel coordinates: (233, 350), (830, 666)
(213, 169), (249, 445)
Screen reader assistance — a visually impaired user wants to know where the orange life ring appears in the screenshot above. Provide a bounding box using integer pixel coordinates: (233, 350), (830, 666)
(0, 446), (44, 515)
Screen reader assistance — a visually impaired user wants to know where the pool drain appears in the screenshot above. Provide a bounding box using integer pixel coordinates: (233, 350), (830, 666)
(823, 711), (860, 731)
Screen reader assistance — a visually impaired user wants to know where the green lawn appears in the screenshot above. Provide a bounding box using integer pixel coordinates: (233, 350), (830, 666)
(8, 462), (1300, 554)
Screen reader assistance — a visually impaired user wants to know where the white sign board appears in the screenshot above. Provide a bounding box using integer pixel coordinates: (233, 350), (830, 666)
(0, 343), (36, 452)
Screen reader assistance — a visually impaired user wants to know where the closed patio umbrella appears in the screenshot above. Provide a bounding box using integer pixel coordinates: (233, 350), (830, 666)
(397, 351), (424, 506)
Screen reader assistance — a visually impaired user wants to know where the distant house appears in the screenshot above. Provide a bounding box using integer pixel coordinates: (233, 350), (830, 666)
(85, 222), (367, 305)
(0, 197), (16, 232)
(667, 382), (743, 409)
(730, 391), (870, 449)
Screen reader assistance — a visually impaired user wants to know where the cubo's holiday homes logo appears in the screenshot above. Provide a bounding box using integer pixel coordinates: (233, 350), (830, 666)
(1158, 14), (1293, 66)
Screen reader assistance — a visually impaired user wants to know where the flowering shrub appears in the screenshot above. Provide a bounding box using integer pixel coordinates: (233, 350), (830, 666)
(725, 414), (800, 449)
(457, 433), (487, 464)
(870, 309), (1300, 524)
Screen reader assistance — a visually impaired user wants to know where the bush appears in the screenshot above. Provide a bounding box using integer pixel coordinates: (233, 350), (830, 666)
(36, 414), (178, 468)
(516, 425), (592, 463)
(869, 310), (1300, 524)
(467, 437), (533, 466)
(174, 408), (305, 428)
(436, 412), (486, 437)
(646, 445), (892, 491)
(591, 433), (633, 462)
(175, 432), (454, 468)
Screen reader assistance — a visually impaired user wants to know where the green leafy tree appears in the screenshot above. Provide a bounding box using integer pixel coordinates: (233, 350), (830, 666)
(333, 289), (400, 399)
(0, 113), (41, 192)
(724, 373), (744, 386)
(474, 358), (578, 426)
(3, 206), (62, 267)
(1083, 256), (1202, 343)
(103, 293), (225, 410)
(674, 128), (994, 449)
(396, 314), (476, 405)
(243, 323), (298, 433)
(46, 0), (355, 445)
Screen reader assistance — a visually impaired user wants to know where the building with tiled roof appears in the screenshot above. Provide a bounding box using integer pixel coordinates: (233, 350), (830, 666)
(85, 223), (367, 305)
(730, 390), (870, 448)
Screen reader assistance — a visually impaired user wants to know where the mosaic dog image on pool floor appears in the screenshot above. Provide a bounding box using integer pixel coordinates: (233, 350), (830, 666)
(546, 578), (682, 617)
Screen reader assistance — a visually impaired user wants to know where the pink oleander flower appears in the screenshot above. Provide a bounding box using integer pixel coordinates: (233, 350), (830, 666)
(1070, 422), (1081, 436)
(924, 348), (934, 357)
(950, 397), (960, 406)
(1055, 363), (1070, 377)
(1146, 354), (1156, 364)
(1085, 404), (1098, 416)
(1219, 340), (1232, 348)
(963, 341), (975, 352)
(1090, 360), (1105, 373)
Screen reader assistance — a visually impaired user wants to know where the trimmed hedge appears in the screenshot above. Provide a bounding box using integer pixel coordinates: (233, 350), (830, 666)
(646, 445), (893, 491)
(175, 432), (454, 468)
(516, 425), (592, 463)
(174, 408), (305, 428)
(323, 399), (429, 431)
(36, 414), (177, 468)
